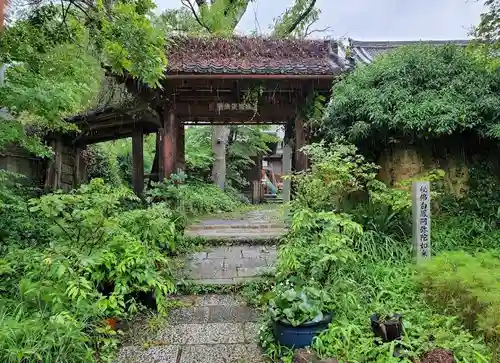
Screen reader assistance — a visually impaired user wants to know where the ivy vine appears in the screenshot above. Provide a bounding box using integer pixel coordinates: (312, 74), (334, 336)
(242, 83), (264, 110)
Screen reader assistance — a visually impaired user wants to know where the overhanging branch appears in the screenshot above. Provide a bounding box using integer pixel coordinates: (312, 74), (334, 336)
(181, 0), (212, 33)
(286, 0), (317, 35)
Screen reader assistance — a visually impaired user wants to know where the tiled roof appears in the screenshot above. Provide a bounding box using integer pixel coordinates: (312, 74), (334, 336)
(348, 39), (470, 65)
(166, 36), (342, 75)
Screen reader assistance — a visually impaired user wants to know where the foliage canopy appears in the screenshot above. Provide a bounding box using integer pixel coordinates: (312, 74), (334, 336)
(322, 44), (500, 147)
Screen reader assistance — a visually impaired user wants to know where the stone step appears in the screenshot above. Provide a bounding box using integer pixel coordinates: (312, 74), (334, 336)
(185, 228), (286, 239)
(167, 305), (260, 325)
(188, 223), (285, 230)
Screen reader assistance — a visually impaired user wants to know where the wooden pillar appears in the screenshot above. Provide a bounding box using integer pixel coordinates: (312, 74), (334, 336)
(176, 121), (185, 172)
(156, 129), (164, 182)
(162, 109), (178, 179)
(73, 146), (81, 189)
(294, 116), (308, 172)
(131, 128), (144, 195)
(54, 139), (63, 189)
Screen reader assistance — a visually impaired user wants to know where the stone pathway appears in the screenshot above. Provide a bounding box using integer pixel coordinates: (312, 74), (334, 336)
(184, 245), (276, 285)
(115, 207), (285, 363)
(115, 295), (263, 363)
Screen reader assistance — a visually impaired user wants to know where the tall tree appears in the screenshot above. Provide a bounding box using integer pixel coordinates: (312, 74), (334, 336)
(0, 0), (167, 154)
(474, 0), (500, 68)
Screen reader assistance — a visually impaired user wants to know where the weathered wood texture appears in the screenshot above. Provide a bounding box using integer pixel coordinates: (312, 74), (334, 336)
(177, 122), (185, 172)
(0, 142), (86, 192)
(162, 110), (178, 179)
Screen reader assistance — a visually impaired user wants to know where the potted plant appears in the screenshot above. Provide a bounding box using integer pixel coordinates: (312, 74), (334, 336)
(268, 283), (333, 348)
(370, 313), (403, 342)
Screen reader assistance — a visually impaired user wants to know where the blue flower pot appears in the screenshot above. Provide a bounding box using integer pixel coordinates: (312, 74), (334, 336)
(273, 312), (333, 349)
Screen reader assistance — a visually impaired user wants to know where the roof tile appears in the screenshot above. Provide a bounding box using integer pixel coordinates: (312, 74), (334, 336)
(166, 36), (341, 75)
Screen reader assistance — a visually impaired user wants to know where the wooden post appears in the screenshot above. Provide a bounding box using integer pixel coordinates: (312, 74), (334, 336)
(73, 146), (81, 189)
(131, 128), (144, 195)
(176, 121), (185, 173)
(54, 139), (63, 189)
(162, 110), (178, 179)
(156, 129), (164, 182)
(412, 181), (431, 263)
(294, 116), (307, 172)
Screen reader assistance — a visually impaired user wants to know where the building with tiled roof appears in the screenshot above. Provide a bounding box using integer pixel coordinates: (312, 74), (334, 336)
(166, 36), (344, 75)
(346, 39), (470, 65)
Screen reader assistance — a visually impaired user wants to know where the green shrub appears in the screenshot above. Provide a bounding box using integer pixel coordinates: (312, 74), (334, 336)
(0, 302), (96, 363)
(432, 214), (500, 253)
(262, 140), (494, 362)
(268, 283), (331, 326)
(0, 171), (52, 251)
(289, 141), (377, 213)
(0, 179), (182, 362)
(418, 251), (500, 358)
(313, 263), (491, 363)
(277, 209), (359, 286)
(147, 179), (243, 217)
(116, 202), (183, 253)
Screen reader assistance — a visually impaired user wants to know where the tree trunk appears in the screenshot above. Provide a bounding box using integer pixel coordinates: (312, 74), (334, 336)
(211, 125), (230, 190)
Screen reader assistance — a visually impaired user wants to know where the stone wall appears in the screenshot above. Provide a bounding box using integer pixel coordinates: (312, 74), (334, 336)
(376, 142), (495, 198)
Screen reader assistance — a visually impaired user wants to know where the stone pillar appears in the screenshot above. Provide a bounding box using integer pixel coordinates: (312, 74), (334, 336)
(131, 128), (144, 195)
(294, 115), (308, 172)
(282, 144), (292, 203)
(162, 109), (178, 179)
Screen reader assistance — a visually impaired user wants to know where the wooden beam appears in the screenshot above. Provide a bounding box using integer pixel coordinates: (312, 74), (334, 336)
(169, 92), (304, 104)
(183, 119), (287, 125)
(131, 128), (144, 195)
(166, 78), (334, 92)
(75, 119), (151, 131)
(174, 103), (296, 124)
(75, 127), (158, 145)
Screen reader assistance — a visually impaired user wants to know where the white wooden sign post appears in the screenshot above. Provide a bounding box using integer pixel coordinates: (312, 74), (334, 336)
(412, 181), (431, 263)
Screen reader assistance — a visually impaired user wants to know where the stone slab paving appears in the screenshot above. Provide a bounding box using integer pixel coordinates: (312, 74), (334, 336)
(115, 208), (283, 362)
(184, 245), (277, 285)
(115, 294), (266, 363)
(185, 208), (286, 241)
